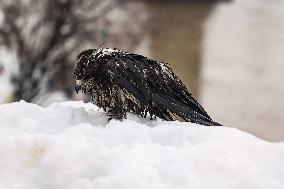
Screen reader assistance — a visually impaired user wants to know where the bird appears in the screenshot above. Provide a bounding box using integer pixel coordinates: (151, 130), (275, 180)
(74, 48), (221, 126)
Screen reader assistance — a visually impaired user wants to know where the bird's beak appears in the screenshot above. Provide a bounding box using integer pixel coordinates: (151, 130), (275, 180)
(75, 80), (82, 94)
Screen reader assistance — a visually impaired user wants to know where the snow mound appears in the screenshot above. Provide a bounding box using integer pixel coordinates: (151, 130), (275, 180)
(0, 101), (283, 189)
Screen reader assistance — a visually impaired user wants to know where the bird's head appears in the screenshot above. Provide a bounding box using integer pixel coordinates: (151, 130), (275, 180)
(74, 48), (119, 94)
(74, 49), (99, 94)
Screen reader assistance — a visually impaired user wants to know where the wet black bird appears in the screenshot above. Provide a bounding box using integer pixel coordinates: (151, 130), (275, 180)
(74, 48), (221, 126)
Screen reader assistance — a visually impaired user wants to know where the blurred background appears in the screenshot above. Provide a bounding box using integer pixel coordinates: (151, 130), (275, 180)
(0, 0), (283, 141)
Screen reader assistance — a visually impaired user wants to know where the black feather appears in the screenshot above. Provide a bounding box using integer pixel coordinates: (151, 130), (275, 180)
(74, 48), (221, 126)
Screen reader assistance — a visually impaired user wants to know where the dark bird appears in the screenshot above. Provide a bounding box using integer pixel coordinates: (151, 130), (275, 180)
(74, 48), (221, 126)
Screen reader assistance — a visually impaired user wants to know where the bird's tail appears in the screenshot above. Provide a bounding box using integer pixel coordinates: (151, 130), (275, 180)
(152, 94), (222, 126)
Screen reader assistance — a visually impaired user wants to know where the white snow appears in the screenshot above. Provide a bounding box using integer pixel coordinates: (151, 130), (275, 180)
(0, 101), (284, 189)
(96, 48), (120, 58)
(33, 91), (69, 107)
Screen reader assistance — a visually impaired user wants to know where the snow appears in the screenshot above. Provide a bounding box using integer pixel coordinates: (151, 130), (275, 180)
(33, 91), (68, 107)
(96, 48), (120, 58)
(0, 101), (284, 189)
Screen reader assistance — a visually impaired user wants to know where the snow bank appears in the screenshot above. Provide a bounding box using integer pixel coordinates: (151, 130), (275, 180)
(0, 101), (283, 189)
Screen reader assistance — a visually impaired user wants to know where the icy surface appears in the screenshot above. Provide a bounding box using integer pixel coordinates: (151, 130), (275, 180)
(0, 101), (284, 189)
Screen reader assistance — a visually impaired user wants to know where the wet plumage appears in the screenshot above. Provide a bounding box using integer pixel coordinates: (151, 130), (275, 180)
(74, 48), (221, 126)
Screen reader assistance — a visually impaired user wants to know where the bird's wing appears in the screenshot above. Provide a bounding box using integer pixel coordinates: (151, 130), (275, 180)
(103, 53), (220, 126)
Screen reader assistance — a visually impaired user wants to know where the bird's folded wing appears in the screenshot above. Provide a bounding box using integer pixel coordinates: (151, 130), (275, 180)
(104, 53), (221, 126)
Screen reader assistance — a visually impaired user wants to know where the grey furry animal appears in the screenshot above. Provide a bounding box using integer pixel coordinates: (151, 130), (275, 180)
(74, 48), (221, 126)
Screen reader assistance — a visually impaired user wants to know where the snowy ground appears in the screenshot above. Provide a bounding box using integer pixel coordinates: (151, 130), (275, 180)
(0, 101), (284, 189)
